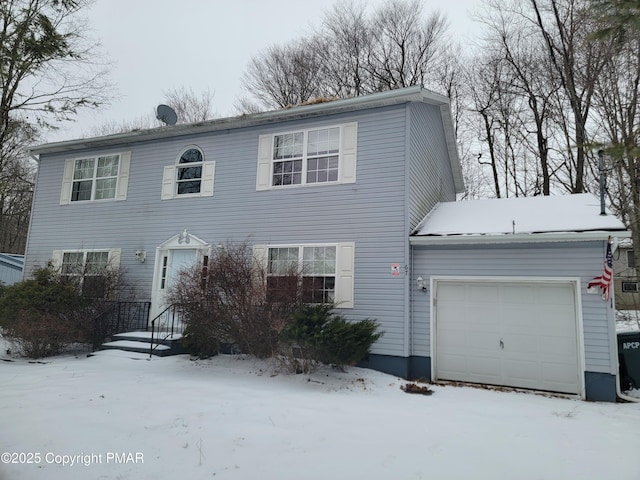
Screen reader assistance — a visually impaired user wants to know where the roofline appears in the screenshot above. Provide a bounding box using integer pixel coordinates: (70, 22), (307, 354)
(409, 230), (632, 246)
(30, 86), (452, 155)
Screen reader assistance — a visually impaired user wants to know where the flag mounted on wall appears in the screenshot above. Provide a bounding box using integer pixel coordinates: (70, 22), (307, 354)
(587, 237), (613, 301)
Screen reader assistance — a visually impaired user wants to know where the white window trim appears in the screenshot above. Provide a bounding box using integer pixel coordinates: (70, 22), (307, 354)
(621, 281), (639, 293)
(161, 145), (215, 200)
(51, 248), (122, 273)
(253, 242), (355, 308)
(256, 122), (357, 191)
(60, 152), (131, 205)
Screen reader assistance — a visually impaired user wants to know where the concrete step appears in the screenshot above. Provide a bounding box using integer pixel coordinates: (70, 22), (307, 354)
(100, 331), (186, 357)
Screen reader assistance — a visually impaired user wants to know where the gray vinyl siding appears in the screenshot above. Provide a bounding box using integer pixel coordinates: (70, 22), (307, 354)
(25, 104), (422, 357)
(408, 102), (458, 231)
(411, 241), (617, 374)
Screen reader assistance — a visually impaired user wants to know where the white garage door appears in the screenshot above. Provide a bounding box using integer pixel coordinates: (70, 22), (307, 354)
(434, 280), (581, 395)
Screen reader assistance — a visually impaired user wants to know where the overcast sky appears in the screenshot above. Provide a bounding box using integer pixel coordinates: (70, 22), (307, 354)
(47, 0), (482, 143)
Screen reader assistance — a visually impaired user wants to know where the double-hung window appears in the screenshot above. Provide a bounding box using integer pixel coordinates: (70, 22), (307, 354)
(53, 249), (121, 298)
(60, 152), (131, 204)
(256, 122), (357, 190)
(254, 242), (355, 308)
(162, 146), (215, 199)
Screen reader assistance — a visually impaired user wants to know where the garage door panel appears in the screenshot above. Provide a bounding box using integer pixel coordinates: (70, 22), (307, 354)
(435, 280), (580, 395)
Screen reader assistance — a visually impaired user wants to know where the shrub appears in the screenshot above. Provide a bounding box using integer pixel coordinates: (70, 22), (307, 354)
(280, 304), (383, 373)
(168, 241), (303, 359)
(0, 265), (94, 357)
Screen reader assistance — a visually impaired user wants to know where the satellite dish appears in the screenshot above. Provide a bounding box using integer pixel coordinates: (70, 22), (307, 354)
(156, 104), (178, 126)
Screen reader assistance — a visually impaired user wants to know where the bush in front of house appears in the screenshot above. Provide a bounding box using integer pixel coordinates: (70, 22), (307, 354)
(168, 241), (304, 359)
(0, 265), (93, 357)
(279, 303), (383, 373)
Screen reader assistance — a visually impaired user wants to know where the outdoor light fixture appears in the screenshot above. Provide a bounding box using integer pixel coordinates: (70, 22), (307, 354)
(134, 250), (146, 263)
(416, 276), (427, 291)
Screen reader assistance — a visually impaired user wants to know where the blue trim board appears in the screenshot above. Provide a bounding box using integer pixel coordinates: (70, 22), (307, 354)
(584, 372), (617, 402)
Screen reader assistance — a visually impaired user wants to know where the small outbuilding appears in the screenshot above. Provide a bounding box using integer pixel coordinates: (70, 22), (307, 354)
(0, 253), (24, 286)
(409, 193), (629, 401)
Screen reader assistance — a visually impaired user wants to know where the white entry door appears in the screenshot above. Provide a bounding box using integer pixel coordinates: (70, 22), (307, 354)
(150, 248), (197, 325)
(433, 279), (582, 395)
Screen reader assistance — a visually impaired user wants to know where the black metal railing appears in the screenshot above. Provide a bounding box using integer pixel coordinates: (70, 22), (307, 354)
(149, 304), (185, 357)
(91, 301), (151, 350)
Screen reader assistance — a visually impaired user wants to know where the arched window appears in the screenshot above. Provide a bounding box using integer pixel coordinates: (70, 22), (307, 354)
(176, 146), (204, 195)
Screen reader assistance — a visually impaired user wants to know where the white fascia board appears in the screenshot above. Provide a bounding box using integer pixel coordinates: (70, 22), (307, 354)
(409, 230), (632, 246)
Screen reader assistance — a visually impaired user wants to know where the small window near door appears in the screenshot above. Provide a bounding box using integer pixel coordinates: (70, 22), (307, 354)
(622, 281), (639, 292)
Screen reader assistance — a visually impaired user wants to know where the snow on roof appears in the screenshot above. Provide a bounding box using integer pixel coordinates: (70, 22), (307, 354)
(413, 193), (626, 238)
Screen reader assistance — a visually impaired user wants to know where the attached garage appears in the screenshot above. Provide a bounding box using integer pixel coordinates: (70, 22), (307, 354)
(409, 194), (630, 401)
(433, 278), (582, 395)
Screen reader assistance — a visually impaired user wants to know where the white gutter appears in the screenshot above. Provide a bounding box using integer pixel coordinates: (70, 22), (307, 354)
(409, 230), (631, 246)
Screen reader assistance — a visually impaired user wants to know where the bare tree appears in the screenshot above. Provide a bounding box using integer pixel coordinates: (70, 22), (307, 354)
(240, 38), (325, 110)
(0, 0), (112, 252)
(163, 86), (216, 124)
(529, 0), (613, 193)
(86, 87), (218, 136)
(592, 35), (640, 276)
(238, 0), (451, 112)
(368, 0), (448, 90)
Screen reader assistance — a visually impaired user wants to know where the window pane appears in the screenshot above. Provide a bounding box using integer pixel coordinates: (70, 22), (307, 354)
(73, 159), (95, 180)
(179, 148), (203, 164)
(274, 133), (303, 159)
(71, 180), (93, 201)
(268, 247), (299, 274)
(97, 156), (119, 177)
(303, 246), (336, 274)
(177, 180), (201, 194)
(628, 251), (636, 268)
(177, 165), (202, 180)
(302, 276), (335, 303)
(95, 178), (117, 199)
(62, 252), (84, 274)
(85, 252), (109, 275)
(272, 160), (302, 186)
(307, 154), (339, 184)
(308, 127), (340, 155)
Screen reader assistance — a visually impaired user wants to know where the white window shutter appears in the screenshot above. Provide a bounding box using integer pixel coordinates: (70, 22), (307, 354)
(256, 135), (272, 191)
(60, 159), (75, 205)
(252, 245), (268, 270)
(201, 161), (216, 196)
(115, 152), (131, 201)
(339, 122), (358, 184)
(335, 242), (355, 308)
(51, 250), (64, 270)
(161, 165), (175, 200)
(108, 248), (122, 271)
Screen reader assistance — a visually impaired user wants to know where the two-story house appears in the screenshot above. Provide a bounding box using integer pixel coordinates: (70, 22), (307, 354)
(25, 85), (463, 373)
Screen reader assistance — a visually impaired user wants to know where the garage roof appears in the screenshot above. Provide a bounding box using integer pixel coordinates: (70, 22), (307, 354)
(411, 193), (629, 245)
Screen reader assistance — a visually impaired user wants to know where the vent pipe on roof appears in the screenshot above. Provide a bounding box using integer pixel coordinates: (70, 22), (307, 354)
(598, 149), (606, 216)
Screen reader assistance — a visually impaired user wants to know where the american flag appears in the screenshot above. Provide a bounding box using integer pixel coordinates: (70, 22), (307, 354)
(587, 240), (613, 301)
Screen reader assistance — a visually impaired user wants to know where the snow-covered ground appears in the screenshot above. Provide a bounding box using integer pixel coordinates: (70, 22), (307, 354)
(1, 339), (639, 480)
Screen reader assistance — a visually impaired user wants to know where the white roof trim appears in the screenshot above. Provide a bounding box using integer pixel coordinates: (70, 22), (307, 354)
(409, 230), (631, 246)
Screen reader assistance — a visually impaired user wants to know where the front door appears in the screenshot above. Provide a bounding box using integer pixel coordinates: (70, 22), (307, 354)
(149, 231), (210, 327)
